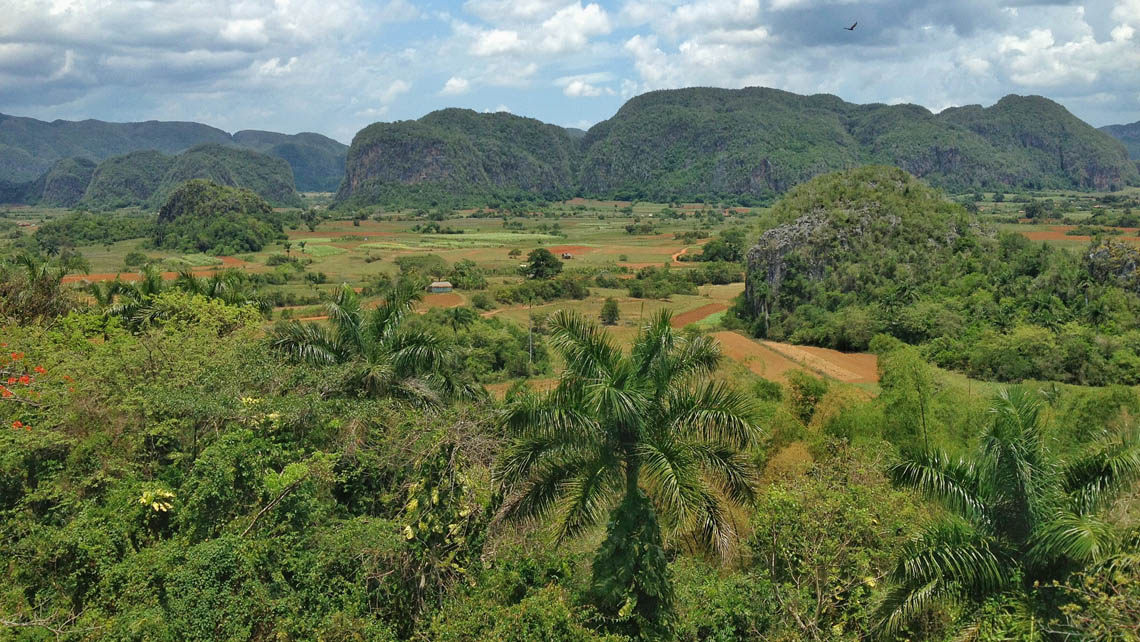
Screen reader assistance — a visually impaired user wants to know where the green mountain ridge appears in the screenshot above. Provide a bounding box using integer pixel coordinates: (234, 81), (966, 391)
(335, 108), (579, 208)
(336, 87), (1139, 206)
(1101, 120), (1140, 160)
(0, 112), (346, 193)
(17, 145), (303, 209)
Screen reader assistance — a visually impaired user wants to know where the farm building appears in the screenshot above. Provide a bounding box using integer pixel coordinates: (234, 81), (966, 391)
(428, 281), (453, 293)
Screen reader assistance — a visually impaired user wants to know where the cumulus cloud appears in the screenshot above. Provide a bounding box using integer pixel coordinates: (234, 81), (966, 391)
(441, 76), (471, 95)
(3, 0), (1140, 144)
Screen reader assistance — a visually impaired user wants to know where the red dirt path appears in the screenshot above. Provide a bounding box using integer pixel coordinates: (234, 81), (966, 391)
(670, 303), (728, 327)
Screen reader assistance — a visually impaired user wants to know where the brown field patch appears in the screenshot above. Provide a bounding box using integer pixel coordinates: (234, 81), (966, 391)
(546, 245), (594, 256)
(670, 303), (727, 327)
(1019, 225), (1140, 243)
(711, 331), (808, 383)
(418, 292), (464, 309)
(761, 342), (879, 384)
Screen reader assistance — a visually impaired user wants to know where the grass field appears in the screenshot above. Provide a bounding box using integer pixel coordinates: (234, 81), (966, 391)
(28, 190), (1139, 395)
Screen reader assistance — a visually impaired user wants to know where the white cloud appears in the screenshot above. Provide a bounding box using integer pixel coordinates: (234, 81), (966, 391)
(381, 79), (411, 103)
(440, 76), (471, 95)
(470, 29), (523, 56)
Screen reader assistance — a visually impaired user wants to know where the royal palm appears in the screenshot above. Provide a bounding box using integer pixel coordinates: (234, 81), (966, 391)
(496, 310), (761, 636)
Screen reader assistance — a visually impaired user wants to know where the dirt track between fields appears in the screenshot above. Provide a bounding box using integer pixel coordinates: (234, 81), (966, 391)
(670, 303), (727, 327)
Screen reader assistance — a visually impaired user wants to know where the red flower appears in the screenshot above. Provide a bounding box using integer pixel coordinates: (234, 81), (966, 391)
(10, 352), (23, 361)
(18, 375), (31, 385)
(63, 375), (73, 382)
(11, 421), (22, 429)
(5, 377), (14, 385)
(34, 365), (46, 374)
(0, 387), (10, 398)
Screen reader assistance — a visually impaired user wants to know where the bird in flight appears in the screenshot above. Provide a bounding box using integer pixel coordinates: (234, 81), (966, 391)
(845, 21), (858, 31)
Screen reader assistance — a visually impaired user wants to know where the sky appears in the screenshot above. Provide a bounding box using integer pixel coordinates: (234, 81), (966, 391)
(2, 0), (1139, 143)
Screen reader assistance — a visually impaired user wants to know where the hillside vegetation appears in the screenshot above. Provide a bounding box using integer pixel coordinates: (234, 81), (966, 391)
(739, 165), (1140, 385)
(53, 145), (302, 209)
(233, 130), (348, 191)
(0, 112), (346, 197)
(336, 108), (579, 208)
(335, 88), (1138, 207)
(153, 179), (286, 254)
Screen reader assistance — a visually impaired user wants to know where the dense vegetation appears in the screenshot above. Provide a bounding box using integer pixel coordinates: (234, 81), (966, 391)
(335, 89), (1138, 208)
(336, 109), (579, 209)
(232, 130), (348, 192)
(0, 112), (344, 201)
(153, 180), (286, 254)
(738, 166), (1140, 386)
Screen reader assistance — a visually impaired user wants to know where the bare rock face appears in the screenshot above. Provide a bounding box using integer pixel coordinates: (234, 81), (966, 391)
(1086, 239), (1140, 293)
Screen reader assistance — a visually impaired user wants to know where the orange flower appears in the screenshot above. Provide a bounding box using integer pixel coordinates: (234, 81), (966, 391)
(10, 352), (23, 360)
(18, 375), (31, 385)
(63, 375), (73, 382)
(0, 387), (10, 398)
(5, 377), (14, 385)
(34, 365), (46, 374)
(11, 421), (22, 429)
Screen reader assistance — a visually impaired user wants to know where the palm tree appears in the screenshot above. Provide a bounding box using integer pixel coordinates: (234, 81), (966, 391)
(495, 310), (761, 636)
(875, 387), (1140, 637)
(442, 306), (477, 337)
(270, 281), (473, 405)
(175, 270), (270, 315)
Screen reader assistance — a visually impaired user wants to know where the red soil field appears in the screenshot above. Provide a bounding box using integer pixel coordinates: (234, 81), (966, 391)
(418, 292), (464, 309)
(670, 303), (727, 327)
(711, 331), (880, 385)
(711, 331), (809, 383)
(546, 245), (594, 256)
(761, 342), (879, 384)
(1019, 225), (1140, 243)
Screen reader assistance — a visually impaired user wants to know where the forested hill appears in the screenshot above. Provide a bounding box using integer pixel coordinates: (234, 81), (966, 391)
(335, 108), (579, 208)
(1101, 120), (1140, 160)
(336, 88), (1138, 206)
(0, 113), (346, 193)
(16, 144), (303, 209)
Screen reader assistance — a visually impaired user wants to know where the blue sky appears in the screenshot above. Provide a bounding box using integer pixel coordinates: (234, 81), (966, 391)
(2, 0), (1139, 143)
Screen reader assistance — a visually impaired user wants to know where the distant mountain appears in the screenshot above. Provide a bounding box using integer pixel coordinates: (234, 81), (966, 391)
(580, 88), (1137, 200)
(336, 108), (578, 207)
(8, 145), (301, 209)
(77, 144), (302, 209)
(232, 130), (347, 192)
(1101, 121), (1140, 160)
(335, 88), (1139, 207)
(0, 112), (347, 198)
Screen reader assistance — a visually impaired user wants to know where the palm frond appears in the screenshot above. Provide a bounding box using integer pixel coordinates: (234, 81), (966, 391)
(385, 330), (448, 377)
(555, 454), (624, 542)
(889, 450), (989, 526)
(270, 321), (348, 365)
(1063, 428), (1140, 514)
(687, 442), (758, 506)
(548, 309), (621, 381)
(326, 284), (365, 353)
(893, 521), (1008, 593)
(662, 381), (761, 450)
(874, 578), (953, 639)
(637, 437), (706, 535)
(367, 280), (421, 342)
(1029, 510), (1117, 567)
